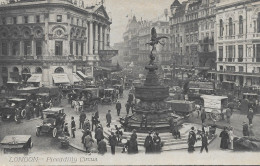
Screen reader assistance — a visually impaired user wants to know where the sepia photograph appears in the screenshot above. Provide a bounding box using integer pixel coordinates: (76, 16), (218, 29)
(0, 0), (260, 165)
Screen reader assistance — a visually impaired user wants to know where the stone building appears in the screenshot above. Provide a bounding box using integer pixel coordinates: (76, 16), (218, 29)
(0, 0), (115, 86)
(209, 0), (260, 87)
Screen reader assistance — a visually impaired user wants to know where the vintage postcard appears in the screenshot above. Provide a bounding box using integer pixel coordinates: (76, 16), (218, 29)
(0, 0), (260, 165)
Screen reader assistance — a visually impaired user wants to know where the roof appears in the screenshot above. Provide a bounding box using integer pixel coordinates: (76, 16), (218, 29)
(43, 107), (64, 113)
(1, 135), (31, 144)
(171, 0), (181, 7)
(166, 100), (194, 104)
(8, 98), (26, 101)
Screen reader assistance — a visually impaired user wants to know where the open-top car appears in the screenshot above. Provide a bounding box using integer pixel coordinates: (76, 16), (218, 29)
(0, 98), (27, 121)
(7, 98), (27, 109)
(0, 135), (33, 154)
(75, 88), (100, 111)
(101, 88), (116, 105)
(38, 87), (61, 106)
(36, 107), (66, 138)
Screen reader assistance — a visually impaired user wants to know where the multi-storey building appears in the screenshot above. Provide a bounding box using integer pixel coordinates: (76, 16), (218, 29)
(209, 0), (260, 87)
(0, 0), (115, 86)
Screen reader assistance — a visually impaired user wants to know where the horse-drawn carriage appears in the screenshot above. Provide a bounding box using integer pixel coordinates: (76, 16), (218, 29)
(101, 88), (117, 105)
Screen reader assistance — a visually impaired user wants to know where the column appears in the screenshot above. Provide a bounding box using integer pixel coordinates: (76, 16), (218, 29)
(32, 39), (36, 57)
(94, 23), (99, 54)
(89, 21), (93, 55)
(8, 42), (12, 56)
(85, 22), (89, 55)
(20, 41), (23, 57)
(104, 26), (107, 50)
(78, 42), (81, 56)
(100, 25), (103, 50)
(73, 41), (76, 56)
(44, 13), (49, 56)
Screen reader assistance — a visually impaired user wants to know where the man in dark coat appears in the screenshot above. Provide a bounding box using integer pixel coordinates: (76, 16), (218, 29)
(226, 108), (232, 124)
(79, 112), (86, 129)
(153, 132), (161, 153)
(108, 132), (117, 155)
(128, 93), (134, 103)
(127, 136), (138, 154)
(95, 126), (104, 145)
(125, 102), (130, 114)
(83, 119), (90, 131)
(200, 131), (208, 153)
(242, 122), (249, 136)
(106, 110), (112, 127)
(116, 101), (122, 116)
(71, 117), (76, 138)
(247, 108), (254, 125)
(91, 113), (96, 131)
(144, 131), (153, 153)
(219, 127), (229, 149)
(188, 127), (196, 153)
(98, 139), (107, 155)
(201, 109), (207, 124)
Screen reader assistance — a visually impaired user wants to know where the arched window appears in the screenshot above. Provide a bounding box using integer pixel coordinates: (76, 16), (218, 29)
(229, 18), (233, 36)
(239, 16), (243, 34)
(22, 68), (30, 74)
(13, 67), (19, 73)
(219, 19), (223, 37)
(35, 67), (42, 73)
(54, 67), (64, 73)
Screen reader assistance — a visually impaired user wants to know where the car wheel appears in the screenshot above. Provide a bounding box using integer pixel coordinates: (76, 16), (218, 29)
(36, 128), (40, 137)
(21, 109), (26, 119)
(52, 128), (57, 138)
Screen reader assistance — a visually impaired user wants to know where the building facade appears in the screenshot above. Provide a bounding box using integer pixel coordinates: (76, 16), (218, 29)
(210, 0), (260, 87)
(0, 0), (114, 86)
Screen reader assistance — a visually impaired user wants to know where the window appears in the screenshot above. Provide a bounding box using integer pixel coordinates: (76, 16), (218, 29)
(24, 16), (28, 23)
(166, 29), (168, 33)
(206, 22), (208, 30)
(238, 45), (243, 62)
(57, 15), (62, 22)
(82, 20), (84, 27)
(227, 45), (234, 62)
(12, 42), (19, 56)
(55, 41), (63, 56)
(239, 16), (243, 34)
(81, 42), (84, 56)
(239, 66), (243, 72)
(229, 18), (233, 36)
(1, 42), (8, 55)
(54, 67), (64, 73)
(24, 41), (31, 56)
(77, 19), (79, 26)
(219, 65), (223, 71)
(2, 17), (6, 25)
(36, 41), (42, 56)
(70, 42), (73, 55)
(76, 42), (79, 55)
(13, 17), (17, 24)
(36, 15), (40, 23)
(218, 46), (223, 61)
(186, 46), (189, 53)
(219, 19), (223, 37)
(71, 17), (74, 24)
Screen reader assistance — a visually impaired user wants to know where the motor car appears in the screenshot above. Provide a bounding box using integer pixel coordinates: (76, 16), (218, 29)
(0, 135), (33, 154)
(101, 88), (116, 105)
(36, 107), (66, 138)
(165, 100), (195, 116)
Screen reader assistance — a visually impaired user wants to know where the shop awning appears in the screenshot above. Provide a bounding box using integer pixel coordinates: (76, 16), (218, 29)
(7, 81), (19, 84)
(96, 66), (112, 71)
(76, 71), (88, 79)
(73, 73), (83, 83)
(52, 74), (70, 84)
(27, 74), (42, 83)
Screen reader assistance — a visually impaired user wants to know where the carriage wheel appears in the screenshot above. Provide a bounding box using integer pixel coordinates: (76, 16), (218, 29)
(21, 109), (26, 119)
(52, 128), (57, 138)
(209, 110), (221, 121)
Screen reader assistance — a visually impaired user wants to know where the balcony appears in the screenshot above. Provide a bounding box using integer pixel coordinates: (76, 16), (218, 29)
(218, 58), (223, 62)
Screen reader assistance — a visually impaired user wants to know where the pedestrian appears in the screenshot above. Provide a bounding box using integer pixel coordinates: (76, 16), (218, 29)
(201, 108), (207, 124)
(95, 110), (99, 121)
(71, 117), (76, 138)
(39, 103), (44, 119)
(226, 108), (232, 124)
(140, 114), (147, 129)
(106, 110), (112, 127)
(25, 104), (31, 120)
(131, 129), (137, 140)
(200, 131), (208, 153)
(127, 134), (138, 154)
(219, 127), (229, 149)
(63, 123), (70, 137)
(116, 101), (121, 116)
(125, 102), (130, 114)
(130, 102), (135, 114)
(242, 121), (249, 136)
(91, 113), (96, 131)
(79, 112), (86, 129)
(144, 131), (154, 154)
(228, 126), (234, 150)
(153, 132), (161, 153)
(83, 119), (90, 131)
(128, 93), (134, 103)
(98, 138), (107, 155)
(74, 100), (78, 112)
(95, 125), (104, 145)
(247, 108), (254, 125)
(188, 127), (196, 153)
(108, 131), (117, 155)
(249, 124), (254, 137)
(84, 134), (94, 153)
(82, 128), (92, 144)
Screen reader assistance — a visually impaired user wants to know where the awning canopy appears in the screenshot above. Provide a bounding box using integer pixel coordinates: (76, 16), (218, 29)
(52, 74), (70, 84)
(27, 74), (42, 83)
(96, 66), (112, 71)
(76, 71), (88, 79)
(73, 73), (83, 83)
